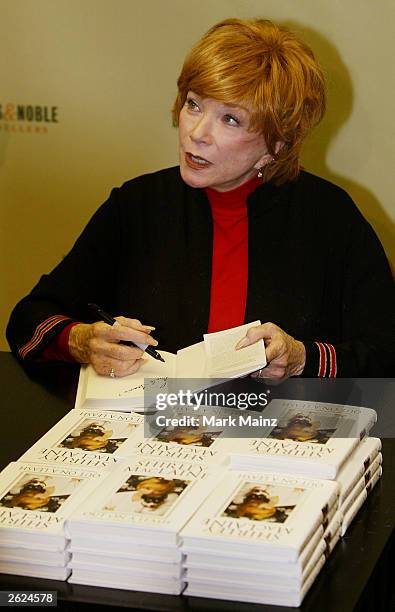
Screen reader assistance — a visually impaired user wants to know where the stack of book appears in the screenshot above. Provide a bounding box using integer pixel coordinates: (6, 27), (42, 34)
(0, 461), (103, 580)
(181, 470), (340, 606)
(336, 437), (382, 535)
(66, 456), (223, 594)
(226, 400), (382, 534)
(228, 400), (377, 479)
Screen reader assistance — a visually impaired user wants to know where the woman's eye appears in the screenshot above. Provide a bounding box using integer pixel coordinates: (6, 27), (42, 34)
(186, 98), (200, 111)
(223, 114), (240, 126)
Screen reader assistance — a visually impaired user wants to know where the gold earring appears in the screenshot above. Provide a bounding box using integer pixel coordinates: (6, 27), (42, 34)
(257, 157), (274, 178)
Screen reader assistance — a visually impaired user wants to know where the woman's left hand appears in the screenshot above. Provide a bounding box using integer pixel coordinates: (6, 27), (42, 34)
(236, 322), (306, 381)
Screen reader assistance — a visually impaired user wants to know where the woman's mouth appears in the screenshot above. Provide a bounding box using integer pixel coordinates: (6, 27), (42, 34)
(185, 152), (212, 170)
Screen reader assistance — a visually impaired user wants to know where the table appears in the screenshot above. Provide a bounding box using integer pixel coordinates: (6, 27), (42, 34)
(0, 352), (394, 611)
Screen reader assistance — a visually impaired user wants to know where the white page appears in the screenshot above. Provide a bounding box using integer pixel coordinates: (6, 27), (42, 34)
(203, 321), (266, 377)
(83, 351), (176, 404)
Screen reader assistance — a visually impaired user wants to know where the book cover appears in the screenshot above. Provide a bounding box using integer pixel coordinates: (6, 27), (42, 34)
(228, 400), (377, 478)
(20, 409), (143, 468)
(125, 406), (237, 465)
(0, 462), (104, 543)
(67, 455), (224, 541)
(181, 471), (339, 561)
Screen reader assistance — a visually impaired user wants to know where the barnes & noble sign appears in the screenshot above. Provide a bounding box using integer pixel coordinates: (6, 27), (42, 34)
(0, 103), (59, 134)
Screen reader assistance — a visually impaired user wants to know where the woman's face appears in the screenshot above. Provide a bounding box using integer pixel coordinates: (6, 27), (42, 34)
(171, 429), (204, 445)
(14, 492), (51, 510)
(137, 477), (172, 495)
(239, 501), (276, 521)
(178, 92), (271, 192)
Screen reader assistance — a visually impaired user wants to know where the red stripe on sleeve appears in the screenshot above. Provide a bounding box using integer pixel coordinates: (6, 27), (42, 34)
(315, 341), (327, 377)
(325, 343), (337, 378)
(19, 315), (71, 359)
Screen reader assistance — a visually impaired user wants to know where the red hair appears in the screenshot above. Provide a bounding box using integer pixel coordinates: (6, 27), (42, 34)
(173, 18), (326, 185)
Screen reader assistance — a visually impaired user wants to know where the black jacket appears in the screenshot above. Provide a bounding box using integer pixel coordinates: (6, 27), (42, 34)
(7, 167), (395, 376)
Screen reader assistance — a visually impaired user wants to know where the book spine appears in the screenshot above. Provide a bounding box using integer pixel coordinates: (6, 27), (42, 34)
(341, 466), (382, 536)
(341, 456), (381, 515)
(339, 449), (382, 503)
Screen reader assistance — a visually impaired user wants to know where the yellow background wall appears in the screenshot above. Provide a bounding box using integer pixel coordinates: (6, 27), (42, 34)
(1, 0), (394, 351)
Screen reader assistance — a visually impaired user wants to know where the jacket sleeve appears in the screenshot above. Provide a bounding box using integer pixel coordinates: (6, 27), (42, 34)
(6, 188), (122, 361)
(302, 210), (395, 377)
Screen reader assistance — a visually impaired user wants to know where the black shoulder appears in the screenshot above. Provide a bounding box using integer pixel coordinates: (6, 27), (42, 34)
(120, 166), (182, 196)
(294, 170), (368, 223)
(297, 170), (353, 204)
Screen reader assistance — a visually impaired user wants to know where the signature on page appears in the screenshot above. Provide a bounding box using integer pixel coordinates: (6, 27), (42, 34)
(117, 377), (169, 397)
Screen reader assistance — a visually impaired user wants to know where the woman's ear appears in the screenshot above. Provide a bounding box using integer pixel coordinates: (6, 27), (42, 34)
(254, 141), (284, 169)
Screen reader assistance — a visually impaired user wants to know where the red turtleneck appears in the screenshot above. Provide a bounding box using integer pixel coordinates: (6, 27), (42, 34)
(205, 175), (261, 333)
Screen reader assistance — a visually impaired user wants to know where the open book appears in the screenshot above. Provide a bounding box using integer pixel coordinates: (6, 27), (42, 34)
(75, 321), (266, 411)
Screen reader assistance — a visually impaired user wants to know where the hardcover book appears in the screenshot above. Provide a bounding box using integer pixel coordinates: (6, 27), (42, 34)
(341, 465), (382, 535)
(68, 568), (185, 595)
(0, 461), (105, 548)
(340, 454), (382, 514)
(20, 409), (143, 468)
(181, 470), (339, 562)
(335, 437), (381, 503)
(184, 510), (342, 581)
(228, 399), (377, 479)
(67, 455), (225, 545)
(124, 406), (238, 466)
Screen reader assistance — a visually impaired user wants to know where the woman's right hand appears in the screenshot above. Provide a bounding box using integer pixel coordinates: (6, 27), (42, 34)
(68, 316), (158, 377)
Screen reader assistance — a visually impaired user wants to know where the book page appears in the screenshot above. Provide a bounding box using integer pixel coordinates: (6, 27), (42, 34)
(83, 351), (176, 405)
(203, 321), (266, 377)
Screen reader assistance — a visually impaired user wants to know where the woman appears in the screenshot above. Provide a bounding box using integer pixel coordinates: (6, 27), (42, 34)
(224, 486), (283, 522)
(0, 478), (60, 512)
(61, 422), (117, 452)
(6, 18), (395, 378)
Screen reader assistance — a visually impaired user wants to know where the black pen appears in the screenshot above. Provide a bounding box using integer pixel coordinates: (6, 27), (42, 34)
(88, 303), (165, 362)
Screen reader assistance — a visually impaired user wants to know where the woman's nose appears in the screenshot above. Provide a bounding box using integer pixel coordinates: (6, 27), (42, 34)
(190, 114), (213, 144)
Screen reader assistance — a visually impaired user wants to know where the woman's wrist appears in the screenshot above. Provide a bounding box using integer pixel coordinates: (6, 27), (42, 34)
(292, 340), (306, 376)
(68, 323), (93, 363)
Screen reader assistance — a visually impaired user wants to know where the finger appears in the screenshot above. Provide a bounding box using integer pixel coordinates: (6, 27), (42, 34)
(115, 316), (156, 332)
(115, 325), (158, 346)
(94, 321), (158, 347)
(91, 338), (144, 362)
(235, 322), (279, 349)
(112, 358), (145, 377)
(91, 357), (144, 378)
(256, 365), (286, 380)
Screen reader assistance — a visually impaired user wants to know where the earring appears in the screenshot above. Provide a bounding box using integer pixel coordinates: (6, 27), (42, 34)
(257, 157), (274, 178)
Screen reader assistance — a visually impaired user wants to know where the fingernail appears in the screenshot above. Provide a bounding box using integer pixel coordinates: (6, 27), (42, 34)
(144, 325), (156, 331)
(151, 339), (158, 346)
(235, 337), (249, 350)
